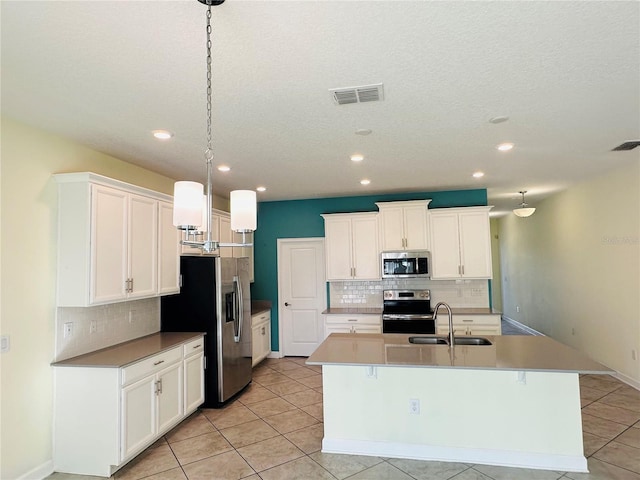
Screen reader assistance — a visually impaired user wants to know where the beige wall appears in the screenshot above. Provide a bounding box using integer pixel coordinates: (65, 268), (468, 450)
(1, 117), (198, 479)
(498, 159), (640, 386)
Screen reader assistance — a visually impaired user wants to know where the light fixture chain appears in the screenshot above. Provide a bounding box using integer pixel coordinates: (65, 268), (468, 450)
(205, 5), (213, 161)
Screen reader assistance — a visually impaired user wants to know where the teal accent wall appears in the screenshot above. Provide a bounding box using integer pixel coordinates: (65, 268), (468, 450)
(250, 189), (488, 351)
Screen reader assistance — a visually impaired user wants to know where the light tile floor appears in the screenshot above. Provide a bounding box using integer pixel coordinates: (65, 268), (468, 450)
(48, 353), (640, 480)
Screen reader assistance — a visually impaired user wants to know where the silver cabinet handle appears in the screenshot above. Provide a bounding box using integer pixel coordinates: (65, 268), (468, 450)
(462, 319), (473, 322)
(193, 344), (201, 349)
(347, 319), (357, 322)
(153, 360), (165, 366)
(261, 326), (266, 335)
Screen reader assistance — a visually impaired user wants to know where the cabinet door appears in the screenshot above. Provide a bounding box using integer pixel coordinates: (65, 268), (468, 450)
(324, 216), (353, 280)
(128, 194), (158, 299)
(403, 205), (428, 250)
(458, 211), (492, 279)
(121, 375), (156, 460)
(354, 325), (381, 334)
(325, 324), (354, 337)
(429, 213), (461, 279)
(219, 214), (234, 258)
(184, 353), (204, 415)
(378, 206), (405, 250)
(91, 185), (128, 304)
(351, 215), (380, 280)
(158, 201), (180, 295)
(157, 362), (183, 435)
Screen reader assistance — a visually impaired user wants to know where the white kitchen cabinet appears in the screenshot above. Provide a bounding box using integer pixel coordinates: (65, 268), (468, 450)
(376, 200), (431, 251)
(322, 212), (380, 281)
(324, 314), (381, 339)
(183, 337), (205, 415)
(53, 334), (204, 477)
(158, 201), (181, 295)
(55, 173), (177, 306)
(429, 206), (493, 279)
(252, 310), (271, 367)
(436, 314), (502, 336)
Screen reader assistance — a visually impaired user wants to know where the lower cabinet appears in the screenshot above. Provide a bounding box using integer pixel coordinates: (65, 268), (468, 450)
(436, 314), (502, 336)
(53, 335), (204, 477)
(252, 311), (271, 367)
(324, 314), (381, 339)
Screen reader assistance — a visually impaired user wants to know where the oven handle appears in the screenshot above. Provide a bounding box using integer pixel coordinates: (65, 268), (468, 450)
(382, 314), (434, 320)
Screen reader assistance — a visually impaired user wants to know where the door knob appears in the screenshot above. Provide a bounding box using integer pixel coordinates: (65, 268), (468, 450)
(284, 302), (291, 306)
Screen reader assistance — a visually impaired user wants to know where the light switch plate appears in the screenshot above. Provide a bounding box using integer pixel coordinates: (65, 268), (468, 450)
(1, 335), (10, 353)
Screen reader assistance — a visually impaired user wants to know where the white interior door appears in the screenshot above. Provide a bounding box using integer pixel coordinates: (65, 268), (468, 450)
(278, 238), (326, 357)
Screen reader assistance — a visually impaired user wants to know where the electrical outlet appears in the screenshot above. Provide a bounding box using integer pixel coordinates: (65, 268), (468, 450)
(633, 350), (637, 361)
(409, 398), (420, 415)
(90, 320), (97, 334)
(516, 306), (520, 313)
(64, 322), (73, 338)
(1, 335), (10, 353)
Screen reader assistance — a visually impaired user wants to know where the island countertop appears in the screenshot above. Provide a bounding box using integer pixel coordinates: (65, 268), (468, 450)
(51, 332), (205, 368)
(307, 333), (612, 374)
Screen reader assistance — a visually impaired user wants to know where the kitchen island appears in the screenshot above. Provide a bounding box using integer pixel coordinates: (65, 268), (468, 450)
(307, 333), (612, 473)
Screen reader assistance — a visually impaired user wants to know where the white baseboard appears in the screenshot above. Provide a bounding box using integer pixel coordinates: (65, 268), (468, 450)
(322, 438), (588, 473)
(267, 351), (282, 359)
(502, 316), (544, 336)
(615, 371), (640, 391)
(16, 459), (53, 480)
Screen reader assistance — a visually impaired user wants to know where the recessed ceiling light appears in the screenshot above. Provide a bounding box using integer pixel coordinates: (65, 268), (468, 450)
(152, 130), (173, 140)
(473, 171), (485, 178)
(256, 186), (266, 192)
(360, 179), (371, 185)
(355, 129), (372, 136)
(489, 116), (509, 124)
(496, 143), (514, 152)
(350, 154), (364, 162)
(217, 165), (231, 172)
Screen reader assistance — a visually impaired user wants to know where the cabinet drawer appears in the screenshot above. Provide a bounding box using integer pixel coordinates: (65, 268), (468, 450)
(325, 314), (381, 325)
(122, 347), (181, 386)
(183, 337), (205, 358)
(252, 311), (270, 327)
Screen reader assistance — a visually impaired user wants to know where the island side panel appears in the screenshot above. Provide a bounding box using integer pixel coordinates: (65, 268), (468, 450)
(321, 365), (587, 472)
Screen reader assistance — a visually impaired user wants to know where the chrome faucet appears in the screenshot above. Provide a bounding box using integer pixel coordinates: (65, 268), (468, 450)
(433, 302), (454, 347)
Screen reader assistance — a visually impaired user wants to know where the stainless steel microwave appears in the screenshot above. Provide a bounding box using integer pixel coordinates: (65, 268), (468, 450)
(381, 250), (430, 278)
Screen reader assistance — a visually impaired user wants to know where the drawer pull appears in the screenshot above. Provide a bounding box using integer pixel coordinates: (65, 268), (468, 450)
(462, 319), (473, 322)
(153, 360), (165, 366)
(193, 344), (201, 349)
(348, 319), (357, 322)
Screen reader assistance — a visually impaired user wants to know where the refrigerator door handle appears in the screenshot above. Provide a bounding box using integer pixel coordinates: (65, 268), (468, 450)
(233, 275), (243, 343)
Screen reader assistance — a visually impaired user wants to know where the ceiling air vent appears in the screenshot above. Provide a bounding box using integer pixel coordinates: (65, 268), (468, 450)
(612, 140), (640, 151)
(329, 83), (384, 105)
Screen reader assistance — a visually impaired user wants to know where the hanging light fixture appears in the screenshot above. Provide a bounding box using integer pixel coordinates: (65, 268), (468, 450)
(513, 191), (536, 217)
(173, 0), (256, 252)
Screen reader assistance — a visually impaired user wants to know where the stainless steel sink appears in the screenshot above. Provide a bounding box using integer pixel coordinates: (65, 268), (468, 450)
(454, 337), (492, 345)
(408, 336), (448, 345)
(408, 336), (492, 346)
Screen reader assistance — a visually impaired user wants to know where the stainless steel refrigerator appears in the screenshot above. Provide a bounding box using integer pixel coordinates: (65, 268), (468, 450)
(161, 255), (252, 407)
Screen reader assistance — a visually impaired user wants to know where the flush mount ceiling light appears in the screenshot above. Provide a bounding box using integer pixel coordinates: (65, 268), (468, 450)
(217, 165), (231, 172)
(172, 0), (256, 253)
(496, 142), (515, 152)
(355, 129), (372, 136)
(472, 171), (485, 178)
(152, 130), (173, 140)
(513, 191), (536, 218)
(256, 186), (266, 192)
(360, 179), (371, 185)
(350, 154), (364, 162)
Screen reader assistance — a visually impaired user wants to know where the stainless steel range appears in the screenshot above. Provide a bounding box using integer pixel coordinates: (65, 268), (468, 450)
(382, 289), (435, 334)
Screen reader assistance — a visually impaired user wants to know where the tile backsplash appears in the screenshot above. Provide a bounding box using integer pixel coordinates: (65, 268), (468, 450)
(330, 279), (490, 308)
(55, 298), (160, 361)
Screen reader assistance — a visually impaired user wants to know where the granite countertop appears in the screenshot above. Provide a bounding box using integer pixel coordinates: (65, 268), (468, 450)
(307, 333), (612, 374)
(51, 332), (205, 368)
(448, 308), (502, 315)
(252, 300), (272, 315)
(323, 307), (383, 315)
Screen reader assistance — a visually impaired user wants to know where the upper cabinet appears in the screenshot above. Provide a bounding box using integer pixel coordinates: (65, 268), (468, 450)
(322, 212), (380, 281)
(376, 200), (431, 251)
(55, 173), (180, 306)
(428, 206), (493, 279)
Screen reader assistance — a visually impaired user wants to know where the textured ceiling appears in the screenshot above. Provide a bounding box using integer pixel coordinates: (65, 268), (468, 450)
(2, 0), (639, 215)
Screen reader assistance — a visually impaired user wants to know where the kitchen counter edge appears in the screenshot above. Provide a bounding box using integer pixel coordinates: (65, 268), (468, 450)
(51, 332), (205, 369)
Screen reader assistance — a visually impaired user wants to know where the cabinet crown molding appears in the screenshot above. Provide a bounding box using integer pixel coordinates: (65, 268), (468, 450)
(54, 172), (173, 203)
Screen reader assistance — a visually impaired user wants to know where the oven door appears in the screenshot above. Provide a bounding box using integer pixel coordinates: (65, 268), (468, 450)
(382, 315), (435, 334)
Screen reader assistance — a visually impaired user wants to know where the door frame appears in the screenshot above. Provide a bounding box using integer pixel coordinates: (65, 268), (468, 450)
(276, 237), (326, 357)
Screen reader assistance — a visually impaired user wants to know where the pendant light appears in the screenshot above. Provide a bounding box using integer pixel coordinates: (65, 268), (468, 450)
(173, 0), (256, 252)
(513, 191), (536, 218)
